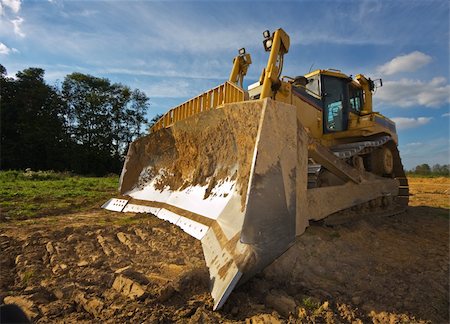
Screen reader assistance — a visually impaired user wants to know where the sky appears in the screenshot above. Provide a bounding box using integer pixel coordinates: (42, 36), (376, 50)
(0, 0), (449, 169)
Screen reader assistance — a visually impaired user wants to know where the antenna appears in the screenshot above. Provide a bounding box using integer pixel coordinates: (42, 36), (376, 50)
(308, 63), (315, 73)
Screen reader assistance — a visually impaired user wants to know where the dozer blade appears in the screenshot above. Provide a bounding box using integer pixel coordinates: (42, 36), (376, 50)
(102, 97), (402, 309)
(103, 98), (309, 309)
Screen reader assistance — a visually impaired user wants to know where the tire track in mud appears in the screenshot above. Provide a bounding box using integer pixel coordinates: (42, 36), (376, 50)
(0, 205), (448, 323)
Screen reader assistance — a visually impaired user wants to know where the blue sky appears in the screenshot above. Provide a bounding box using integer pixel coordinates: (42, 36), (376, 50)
(0, 0), (449, 169)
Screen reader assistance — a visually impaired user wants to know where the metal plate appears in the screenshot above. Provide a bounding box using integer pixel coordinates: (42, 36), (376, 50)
(156, 208), (181, 224)
(201, 228), (242, 310)
(176, 216), (209, 240)
(104, 200), (209, 240)
(101, 198), (128, 212)
(123, 204), (160, 215)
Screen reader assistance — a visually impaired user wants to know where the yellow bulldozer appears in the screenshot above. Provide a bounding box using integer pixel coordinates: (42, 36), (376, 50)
(103, 28), (409, 310)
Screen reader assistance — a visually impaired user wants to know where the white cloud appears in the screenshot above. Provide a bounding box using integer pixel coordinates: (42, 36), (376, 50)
(399, 137), (450, 169)
(143, 79), (213, 98)
(442, 112), (450, 117)
(0, 41), (17, 54)
(98, 62), (225, 81)
(377, 51), (432, 75)
(11, 16), (24, 37)
(405, 142), (423, 147)
(377, 77), (450, 108)
(391, 117), (432, 130)
(146, 80), (190, 98)
(0, 0), (24, 38)
(0, 42), (10, 54)
(1, 0), (21, 14)
(147, 25), (262, 54)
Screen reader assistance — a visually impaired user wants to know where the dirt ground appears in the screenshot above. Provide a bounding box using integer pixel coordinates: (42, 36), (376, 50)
(1, 177), (448, 323)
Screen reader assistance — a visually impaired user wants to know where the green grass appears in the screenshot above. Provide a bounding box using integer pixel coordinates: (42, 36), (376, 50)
(301, 297), (321, 311)
(114, 216), (143, 226)
(21, 269), (34, 286)
(0, 170), (119, 221)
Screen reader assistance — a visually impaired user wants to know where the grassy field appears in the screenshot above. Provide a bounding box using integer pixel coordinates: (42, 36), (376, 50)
(0, 170), (119, 221)
(0, 170), (448, 221)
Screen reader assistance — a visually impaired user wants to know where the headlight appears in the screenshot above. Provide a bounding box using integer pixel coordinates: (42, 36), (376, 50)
(263, 38), (272, 51)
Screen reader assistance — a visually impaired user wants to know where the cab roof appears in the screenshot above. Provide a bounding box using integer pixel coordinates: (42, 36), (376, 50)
(304, 69), (350, 80)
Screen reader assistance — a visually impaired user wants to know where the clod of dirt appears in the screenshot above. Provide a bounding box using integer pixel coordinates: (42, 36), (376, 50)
(73, 291), (104, 318)
(45, 242), (54, 254)
(116, 232), (133, 250)
(37, 300), (73, 317)
(112, 274), (146, 300)
(114, 265), (132, 274)
(265, 290), (297, 317)
(52, 288), (66, 300)
(175, 267), (209, 293)
(77, 260), (89, 267)
(245, 313), (282, 324)
(187, 306), (221, 324)
(96, 234), (112, 256)
(156, 284), (175, 302)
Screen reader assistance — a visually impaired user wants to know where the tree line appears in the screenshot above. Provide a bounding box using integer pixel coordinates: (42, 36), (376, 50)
(0, 64), (150, 175)
(408, 164), (449, 176)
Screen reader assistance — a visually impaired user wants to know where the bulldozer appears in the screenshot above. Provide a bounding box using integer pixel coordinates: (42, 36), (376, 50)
(103, 28), (409, 310)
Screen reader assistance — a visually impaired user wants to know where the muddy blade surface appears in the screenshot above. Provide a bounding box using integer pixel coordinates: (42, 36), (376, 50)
(104, 97), (410, 309)
(109, 98), (306, 309)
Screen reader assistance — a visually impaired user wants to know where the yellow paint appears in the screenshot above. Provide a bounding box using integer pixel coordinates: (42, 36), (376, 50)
(305, 69), (349, 80)
(229, 52), (252, 87)
(260, 28), (290, 99)
(150, 81), (245, 132)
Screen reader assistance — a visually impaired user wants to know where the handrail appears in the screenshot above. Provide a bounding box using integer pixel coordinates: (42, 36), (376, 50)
(151, 81), (245, 132)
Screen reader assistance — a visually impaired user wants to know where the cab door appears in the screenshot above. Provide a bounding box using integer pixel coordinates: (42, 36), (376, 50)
(321, 75), (349, 133)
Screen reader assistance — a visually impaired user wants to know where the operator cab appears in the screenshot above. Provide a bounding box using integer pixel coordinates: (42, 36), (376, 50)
(249, 68), (382, 136)
(300, 69), (366, 134)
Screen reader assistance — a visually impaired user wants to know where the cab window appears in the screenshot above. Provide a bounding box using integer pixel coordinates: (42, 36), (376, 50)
(305, 74), (321, 98)
(321, 75), (348, 132)
(349, 84), (363, 113)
